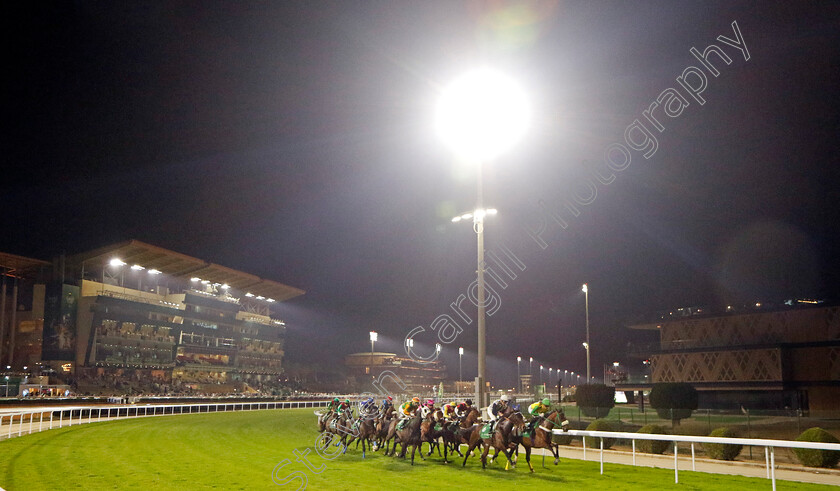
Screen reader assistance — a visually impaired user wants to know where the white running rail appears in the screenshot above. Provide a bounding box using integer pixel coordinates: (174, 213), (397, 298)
(554, 428), (840, 490)
(0, 400), (332, 442)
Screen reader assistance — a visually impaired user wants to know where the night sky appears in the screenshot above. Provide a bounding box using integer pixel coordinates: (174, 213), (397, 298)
(3, 1), (839, 388)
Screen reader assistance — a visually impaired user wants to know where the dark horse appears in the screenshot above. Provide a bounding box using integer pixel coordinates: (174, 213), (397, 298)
(345, 416), (378, 458)
(323, 408), (355, 451)
(394, 413), (424, 465)
(516, 409), (569, 472)
(459, 407), (481, 428)
(462, 409), (525, 470)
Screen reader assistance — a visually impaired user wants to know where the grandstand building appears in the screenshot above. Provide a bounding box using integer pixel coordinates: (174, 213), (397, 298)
(622, 304), (840, 415)
(344, 352), (447, 393)
(3, 240), (304, 394)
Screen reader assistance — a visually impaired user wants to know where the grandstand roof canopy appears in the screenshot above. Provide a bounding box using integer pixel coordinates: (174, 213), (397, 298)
(65, 240), (304, 302)
(0, 251), (51, 279)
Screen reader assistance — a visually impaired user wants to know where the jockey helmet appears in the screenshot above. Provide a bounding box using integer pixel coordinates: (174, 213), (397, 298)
(457, 402), (466, 410)
(500, 395), (510, 402)
(465, 399), (473, 406)
(411, 397), (420, 404)
(542, 398), (551, 406)
(426, 399), (434, 406)
(333, 397), (340, 403)
(344, 399), (350, 404)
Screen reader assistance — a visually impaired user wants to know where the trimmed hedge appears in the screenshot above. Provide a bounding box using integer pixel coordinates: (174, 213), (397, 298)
(552, 432), (573, 445)
(636, 424), (670, 454)
(702, 427), (742, 461)
(576, 384), (615, 418)
(793, 427), (840, 468)
(649, 383), (698, 426)
(585, 419), (615, 449)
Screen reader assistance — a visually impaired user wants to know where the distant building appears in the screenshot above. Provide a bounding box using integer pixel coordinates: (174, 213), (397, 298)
(0, 251), (51, 370)
(623, 304), (840, 415)
(1, 240), (304, 394)
(344, 352), (446, 393)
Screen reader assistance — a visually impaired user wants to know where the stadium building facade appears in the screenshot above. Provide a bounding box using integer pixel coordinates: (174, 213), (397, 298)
(2, 240), (304, 394)
(344, 352), (447, 393)
(623, 304), (840, 415)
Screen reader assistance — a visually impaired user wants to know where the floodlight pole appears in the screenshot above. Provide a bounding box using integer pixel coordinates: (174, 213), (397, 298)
(475, 164), (487, 408)
(584, 284), (590, 384)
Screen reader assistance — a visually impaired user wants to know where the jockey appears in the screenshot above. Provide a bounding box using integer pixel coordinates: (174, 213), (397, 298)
(420, 399), (436, 418)
(359, 397), (377, 419)
(381, 396), (394, 413)
(442, 401), (458, 420)
(327, 397), (341, 414)
(338, 399), (352, 417)
(399, 397), (421, 420)
(486, 394), (511, 431)
(454, 401), (469, 419)
(527, 398), (552, 432)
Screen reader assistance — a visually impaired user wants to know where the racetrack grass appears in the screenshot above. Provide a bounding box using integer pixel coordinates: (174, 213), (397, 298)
(0, 409), (833, 490)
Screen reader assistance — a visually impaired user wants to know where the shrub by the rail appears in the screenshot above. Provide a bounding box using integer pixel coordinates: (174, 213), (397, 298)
(793, 427), (840, 468)
(636, 424), (670, 454)
(702, 427), (743, 461)
(585, 419), (615, 449)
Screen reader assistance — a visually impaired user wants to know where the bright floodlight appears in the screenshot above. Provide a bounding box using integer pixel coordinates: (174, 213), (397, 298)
(130, 264), (145, 271)
(109, 258), (126, 267)
(582, 283), (588, 293)
(459, 347), (464, 355)
(369, 331), (378, 342)
(436, 68), (530, 162)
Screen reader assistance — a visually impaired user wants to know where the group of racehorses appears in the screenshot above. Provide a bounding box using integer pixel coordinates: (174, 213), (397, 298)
(316, 402), (569, 471)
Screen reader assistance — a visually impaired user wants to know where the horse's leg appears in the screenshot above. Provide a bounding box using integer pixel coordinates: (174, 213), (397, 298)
(410, 443), (417, 465)
(452, 438), (464, 457)
(481, 443), (490, 470)
(526, 444), (534, 473)
(552, 442), (560, 465)
(502, 444), (518, 471)
(462, 440), (478, 467)
(443, 438), (449, 464)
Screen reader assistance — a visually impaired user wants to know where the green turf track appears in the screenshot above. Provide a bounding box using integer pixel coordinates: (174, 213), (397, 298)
(0, 408), (833, 490)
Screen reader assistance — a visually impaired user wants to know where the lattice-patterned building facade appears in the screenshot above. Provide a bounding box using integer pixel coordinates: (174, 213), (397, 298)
(630, 306), (840, 414)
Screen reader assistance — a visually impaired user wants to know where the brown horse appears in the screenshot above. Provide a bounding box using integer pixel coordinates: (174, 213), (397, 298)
(394, 412), (424, 465)
(420, 409), (442, 456)
(439, 419), (469, 461)
(373, 414), (393, 453)
(317, 411), (331, 432)
(516, 409), (569, 471)
(459, 407), (481, 428)
(345, 416), (378, 458)
(462, 410), (525, 470)
(324, 408), (356, 451)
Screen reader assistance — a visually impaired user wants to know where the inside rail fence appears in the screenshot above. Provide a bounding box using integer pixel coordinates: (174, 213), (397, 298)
(556, 428), (840, 491)
(0, 400), (332, 442)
